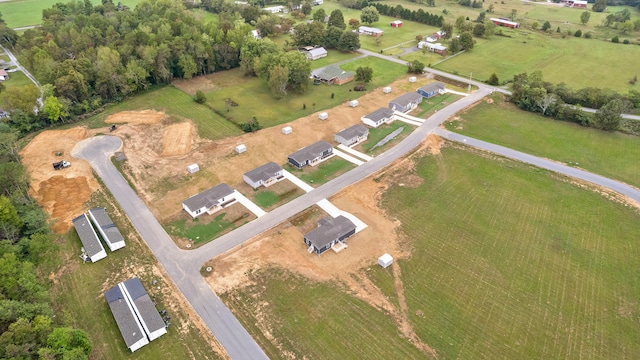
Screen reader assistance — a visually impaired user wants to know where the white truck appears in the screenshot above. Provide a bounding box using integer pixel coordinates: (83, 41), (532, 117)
(52, 160), (71, 170)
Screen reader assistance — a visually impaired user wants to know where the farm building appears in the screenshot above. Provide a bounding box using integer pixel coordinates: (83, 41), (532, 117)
(311, 65), (355, 85)
(417, 82), (446, 99)
(490, 17), (520, 28)
(120, 278), (167, 341)
(302, 46), (328, 60)
(88, 207), (126, 251)
(418, 41), (447, 55)
(288, 140), (333, 169)
(72, 213), (107, 263)
(304, 215), (357, 255)
(390, 20), (403, 28)
(0, 69), (8, 81)
(105, 284), (149, 352)
(243, 162), (285, 189)
(182, 183), (236, 218)
(361, 107), (395, 128)
(389, 92), (423, 113)
(358, 26), (384, 37)
(334, 124), (369, 146)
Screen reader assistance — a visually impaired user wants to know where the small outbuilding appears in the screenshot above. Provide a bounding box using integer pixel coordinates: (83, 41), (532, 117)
(282, 126), (292, 135)
(235, 144), (247, 154)
(318, 112), (328, 120)
(349, 100), (359, 107)
(390, 20), (403, 28)
(409, 76), (416, 83)
(383, 87), (392, 94)
(378, 253), (393, 268)
(187, 164), (200, 174)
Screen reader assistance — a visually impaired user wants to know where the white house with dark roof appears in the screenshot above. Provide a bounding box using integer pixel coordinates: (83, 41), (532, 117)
(72, 213), (107, 262)
(104, 284), (149, 352)
(182, 183), (236, 218)
(287, 140), (334, 169)
(304, 215), (357, 255)
(88, 207), (126, 251)
(389, 92), (423, 113)
(334, 124), (369, 146)
(417, 82), (446, 99)
(243, 162), (284, 189)
(358, 26), (384, 36)
(121, 278), (167, 341)
(361, 107), (396, 128)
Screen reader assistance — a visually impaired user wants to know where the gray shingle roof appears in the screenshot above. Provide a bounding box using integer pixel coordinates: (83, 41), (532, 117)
(307, 47), (327, 58)
(105, 285), (147, 349)
(288, 140), (333, 165)
(122, 278), (165, 335)
(363, 108), (394, 122)
(182, 183), (234, 211)
(418, 82), (445, 93)
(389, 92), (423, 108)
(244, 162), (283, 183)
(72, 214), (105, 260)
(312, 65), (354, 82)
(336, 124), (368, 140)
(304, 215), (356, 250)
(89, 207), (125, 246)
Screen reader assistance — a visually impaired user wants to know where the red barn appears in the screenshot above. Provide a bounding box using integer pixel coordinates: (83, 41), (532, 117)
(390, 20), (403, 28)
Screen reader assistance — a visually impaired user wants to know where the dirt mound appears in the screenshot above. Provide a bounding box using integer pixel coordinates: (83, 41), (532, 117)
(425, 134), (444, 155)
(105, 110), (166, 125)
(161, 122), (193, 156)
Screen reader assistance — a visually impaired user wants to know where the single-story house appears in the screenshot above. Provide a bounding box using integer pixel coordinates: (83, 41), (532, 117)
(264, 5), (284, 13)
(417, 82), (446, 99)
(361, 107), (395, 128)
(288, 140), (333, 169)
(314, 0), (323, 4)
(72, 213), (107, 263)
(389, 92), (423, 113)
(311, 65), (354, 85)
(120, 278), (167, 341)
(243, 162), (285, 189)
(105, 284), (149, 352)
(304, 215), (357, 255)
(358, 26), (384, 37)
(182, 183), (235, 218)
(418, 41), (447, 55)
(303, 46), (328, 61)
(390, 20), (403, 28)
(490, 17), (520, 28)
(334, 124), (369, 146)
(88, 207), (126, 251)
(0, 69), (8, 81)
(431, 30), (446, 39)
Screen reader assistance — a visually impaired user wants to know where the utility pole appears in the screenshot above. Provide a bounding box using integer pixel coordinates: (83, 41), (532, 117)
(468, 72), (472, 93)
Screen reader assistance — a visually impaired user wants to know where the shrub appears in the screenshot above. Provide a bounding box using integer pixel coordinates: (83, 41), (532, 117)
(194, 90), (206, 104)
(612, 36), (619, 43)
(487, 73), (500, 86)
(584, 32), (592, 39)
(354, 85), (366, 91)
(574, 29), (582, 37)
(623, 39), (630, 44)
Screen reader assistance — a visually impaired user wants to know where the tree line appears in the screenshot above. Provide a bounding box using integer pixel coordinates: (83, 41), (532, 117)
(370, 3), (444, 27)
(0, 126), (92, 359)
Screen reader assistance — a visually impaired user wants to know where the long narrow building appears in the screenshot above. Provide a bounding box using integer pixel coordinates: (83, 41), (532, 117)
(72, 213), (107, 262)
(88, 207), (126, 251)
(120, 278), (167, 341)
(104, 284), (149, 352)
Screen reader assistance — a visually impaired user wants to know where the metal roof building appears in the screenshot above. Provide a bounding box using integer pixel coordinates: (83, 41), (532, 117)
(72, 213), (107, 262)
(121, 278), (167, 341)
(104, 284), (149, 352)
(88, 207), (126, 251)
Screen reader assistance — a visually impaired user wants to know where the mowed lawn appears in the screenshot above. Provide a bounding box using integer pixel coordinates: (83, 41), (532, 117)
(86, 86), (241, 140)
(447, 96), (640, 189)
(380, 146), (640, 358)
(1, 0), (141, 28)
(433, 29), (640, 91)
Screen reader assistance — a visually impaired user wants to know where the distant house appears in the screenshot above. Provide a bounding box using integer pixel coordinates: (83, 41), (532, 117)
(417, 82), (446, 99)
(72, 213), (107, 263)
(88, 207), (126, 251)
(311, 65), (355, 85)
(104, 284), (149, 352)
(431, 30), (446, 40)
(182, 183), (236, 218)
(334, 124), (369, 146)
(358, 26), (384, 37)
(490, 17), (520, 28)
(361, 108), (395, 128)
(565, 0), (587, 7)
(288, 140), (333, 169)
(0, 69), (8, 81)
(250, 29), (261, 39)
(418, 41), (447, 55)
(303, 46), (328, 61)
(264, 5), (284, 13)
(389, 92), (423, 113)
(304, 215), (357, 255)
(390, 20), (403, 28)
(314, 0), (323, 4)
(243, 162), (285, 189)
(120, 278), (167, 341)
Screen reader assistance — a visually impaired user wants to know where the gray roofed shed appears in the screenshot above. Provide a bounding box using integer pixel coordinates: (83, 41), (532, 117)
(182, 183), (234, 213)
(105, 285), (149, 352)
(72, 214), (107, 262)
(121, 278), (167, 341)
(88, 207), (126, 251)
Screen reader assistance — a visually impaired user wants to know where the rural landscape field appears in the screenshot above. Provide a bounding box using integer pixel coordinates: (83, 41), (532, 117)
(1, 0), (640, 358)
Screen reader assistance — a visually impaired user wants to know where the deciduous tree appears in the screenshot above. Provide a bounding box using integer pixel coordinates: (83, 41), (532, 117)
(580, 11), (591, 25)
(328, 9), (346, 29)
(594, 99), (622, 131)
(360, 6), (380, 25)
(355, 66), (373, 83)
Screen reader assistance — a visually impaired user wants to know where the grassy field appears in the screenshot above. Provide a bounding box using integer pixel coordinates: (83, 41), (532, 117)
(308, 50), (361, 70)
(413, 93), (460, 118)
(294, 158), (355, 185)
(202, 58), (406, 128)
(431, 27), (640, 91)
(85, 86), (242, 140)
(377, 146), (640, 358)
(53, 189), (220, 359)
(446, 95), (640, 189)
(0, 71), (35, 91)
(0, 0), (141, 28)
(245, 179), (305, 209)
(359, 121), (413, 153)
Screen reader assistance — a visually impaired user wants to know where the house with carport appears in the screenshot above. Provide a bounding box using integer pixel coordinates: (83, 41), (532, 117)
(182, 183), (236, 218)
(243, 162), (285, 189)
(304, 215), (357, 255)
(334, 124), (369, 146)
(389, 92), (423, 113)
(288, 140), (333, 169)
(361, 108), (395, 128)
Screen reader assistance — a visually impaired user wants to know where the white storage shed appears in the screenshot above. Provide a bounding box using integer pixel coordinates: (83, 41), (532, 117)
(282, 126), (292, 135)
(318, 112), (328, 120)
(409, 76), (417, 83)
(378, 253), (393, 268)
(187, 164), (199, 173)
(235, 144), (247, 154)
(349, 100), (359, 107)
(383, 87), (392, 94)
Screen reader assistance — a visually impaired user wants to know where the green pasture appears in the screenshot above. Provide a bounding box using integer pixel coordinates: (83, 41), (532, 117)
(445, 95), (640, 189)
(378, 146), (640, 358)
(433, 29), (640, 91)
(54, 191), (219, 360)
(248, 181), (304, 209)
(85, 86), (241, 140)
(166, 210), (247, 245)
(252, 191), (280, 208)
(359, 121), (413, 153)
(202, 58), (406, 128)
(190, 8), (218, 25)
(0, 71), (36, 91)
(222, 269), (427, 359)
(0, 0), (141, 28)
(293, 158), (355, 185)
(413, 93), (460, 117)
